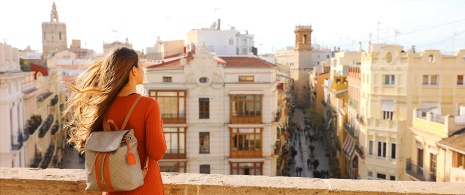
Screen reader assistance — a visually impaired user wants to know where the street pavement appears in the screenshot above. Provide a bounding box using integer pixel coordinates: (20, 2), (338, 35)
(289, 108), (330, 178)
(61, 146), (84, 169)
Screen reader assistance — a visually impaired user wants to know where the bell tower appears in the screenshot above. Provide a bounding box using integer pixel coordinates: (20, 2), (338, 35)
(292, 25), (313, 108)
(294, 25), (313, 51)
(42, 2), (67, 58)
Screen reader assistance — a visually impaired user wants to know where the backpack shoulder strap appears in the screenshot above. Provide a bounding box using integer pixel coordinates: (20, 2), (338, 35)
(120, 95), (142, 130)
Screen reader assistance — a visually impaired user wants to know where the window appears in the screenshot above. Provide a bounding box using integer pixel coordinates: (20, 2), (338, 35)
(159, 161), (186, 173)
(150, 90), (186, 123)
(239, 76), (254, 82)
(199, 77), (208, 83)
(428, 54), (435, 63)
(59, 32), (62, 40)
(430, 153), (437, 173)
(376, 173), (386, 180)
(377, 141), (386, 158)
(230, 162), (263, 175)
(200, 164), (210, 174)
(199, 132), (210, 154)
(454, 152), (465, 168)
(303, 35), (307, 44)
(367, 171), (373, 180)
(368, 140), (374, 156)
(163, 127), (186, 159)
(199, 98), (209, 119)
(422, 75), (438, 85)
(229, 38), (234, 45)
(385, 52), (393, 63)
(381, 100), (394, 120)
(163, 77), (172, 82)
(391, 143), (396, 159)
(458, 75), (464, 85)
(384, 75), (395, 85)
(230, 128), (262, 158)
(230, 94), (262, 123)
(418, 148), (424, 168)
(390, 176), (396, 181)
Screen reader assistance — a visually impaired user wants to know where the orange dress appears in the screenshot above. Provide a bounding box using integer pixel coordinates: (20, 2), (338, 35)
(104, 94), (166, 195)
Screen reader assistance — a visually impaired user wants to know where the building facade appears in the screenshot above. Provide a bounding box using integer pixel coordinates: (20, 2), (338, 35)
(357, 45), (465, 181)
(186, 21), (255, 56)
(407, 108), (465, 182)
(141, 46), (279, 176)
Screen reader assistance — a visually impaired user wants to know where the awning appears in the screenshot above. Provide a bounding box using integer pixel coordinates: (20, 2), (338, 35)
(343, 136), (356, 160)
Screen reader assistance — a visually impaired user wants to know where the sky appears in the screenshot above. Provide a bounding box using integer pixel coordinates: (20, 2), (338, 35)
(1, 0), (465, 55)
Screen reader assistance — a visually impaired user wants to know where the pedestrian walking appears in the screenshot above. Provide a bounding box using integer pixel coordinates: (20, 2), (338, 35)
(298, 167), (303, 176)
(307, 158), (310, 168)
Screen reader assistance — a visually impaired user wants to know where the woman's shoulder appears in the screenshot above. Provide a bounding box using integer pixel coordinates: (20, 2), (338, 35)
(138, 95), (159, 108)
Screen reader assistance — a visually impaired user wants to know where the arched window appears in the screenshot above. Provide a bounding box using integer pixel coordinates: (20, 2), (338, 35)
(303, 35), (307, 44)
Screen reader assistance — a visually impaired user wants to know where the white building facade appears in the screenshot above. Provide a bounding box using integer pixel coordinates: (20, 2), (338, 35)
(187, 21), (255, 56)
(141, 46), (279, 176)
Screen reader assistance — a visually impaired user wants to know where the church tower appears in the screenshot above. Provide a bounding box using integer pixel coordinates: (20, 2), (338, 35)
(294, 25), (313, 70)
(42, 2), (67, 58)
(292, 25), (313, 108)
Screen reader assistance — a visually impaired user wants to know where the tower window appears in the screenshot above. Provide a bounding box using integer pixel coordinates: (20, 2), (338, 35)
(59, 32), (62, 40)
(303, 35), (307, 44)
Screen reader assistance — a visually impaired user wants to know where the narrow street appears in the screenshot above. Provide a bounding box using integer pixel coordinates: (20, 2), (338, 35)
(61, 146), (84, 169)
(288, 108), (329, 178)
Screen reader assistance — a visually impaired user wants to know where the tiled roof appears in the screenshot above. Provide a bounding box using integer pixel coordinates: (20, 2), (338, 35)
(438, 129), (465, 153)
(220, 56), (276, 68)
(146, 55), (194, 69)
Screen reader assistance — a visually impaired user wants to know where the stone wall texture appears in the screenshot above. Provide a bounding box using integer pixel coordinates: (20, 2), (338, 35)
(1, 168), (465, 195)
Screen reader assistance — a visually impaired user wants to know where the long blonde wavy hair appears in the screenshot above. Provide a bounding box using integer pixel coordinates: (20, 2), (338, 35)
(64, 47), (139, 152)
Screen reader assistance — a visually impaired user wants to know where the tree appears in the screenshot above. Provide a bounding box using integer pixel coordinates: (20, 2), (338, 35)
(306, 108), (324, 135)
(312, 159), (320, 170)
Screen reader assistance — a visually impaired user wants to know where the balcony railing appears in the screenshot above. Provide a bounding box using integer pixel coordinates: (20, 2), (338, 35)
(27, 115), (42, 135)
(163, 149), (186, 159)
(161, 113), (186, 124)
(354, 144), (364, 159)
(231, 149), (262, 158)
(50, 95), (58, 106)
(343, 122), (357, 138)
(51, 122), (59, 135)
(231, 113), (262, 124)
(36, 90), (53, 102)
(348, 98), (358, 109)
(11, 134), (23, 150)
(38, 115), (54, 138)
(406, 158), (436, 182)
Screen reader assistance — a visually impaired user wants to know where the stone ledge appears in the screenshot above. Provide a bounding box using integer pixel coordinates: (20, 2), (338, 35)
(1, 168), (464, 195)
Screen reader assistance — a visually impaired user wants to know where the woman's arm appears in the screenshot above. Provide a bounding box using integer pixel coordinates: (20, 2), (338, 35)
(145, 100), (166, 160)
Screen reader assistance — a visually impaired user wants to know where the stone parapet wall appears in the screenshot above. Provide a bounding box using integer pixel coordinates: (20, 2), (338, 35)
(1, 168), (464, 195)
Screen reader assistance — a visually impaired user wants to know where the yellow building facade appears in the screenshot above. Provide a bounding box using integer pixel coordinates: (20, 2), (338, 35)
(358, 44), (465, 180)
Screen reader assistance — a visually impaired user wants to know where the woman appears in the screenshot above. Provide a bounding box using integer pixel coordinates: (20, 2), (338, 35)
(65, 47), (166, 194)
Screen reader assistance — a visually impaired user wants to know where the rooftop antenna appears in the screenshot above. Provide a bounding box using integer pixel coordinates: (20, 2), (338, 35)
(394, 29), (401, 44)
(377, 22), (383, 44)
(452, 32), (458, 54)
(214, 8), (223, 19)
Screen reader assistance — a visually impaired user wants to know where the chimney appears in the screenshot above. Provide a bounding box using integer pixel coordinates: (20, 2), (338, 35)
(368, 42), (372, 52)
(217, 19), (221, 30)
(358, 42), (362, 52)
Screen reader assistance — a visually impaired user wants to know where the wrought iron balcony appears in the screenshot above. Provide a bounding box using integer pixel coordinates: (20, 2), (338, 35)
(406, 158), (436, 182)
(38, 115), (54, 138)
(343, 122), (357, 138)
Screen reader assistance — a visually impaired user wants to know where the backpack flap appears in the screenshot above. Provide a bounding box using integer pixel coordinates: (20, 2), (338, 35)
(85, 130), (130, 152)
